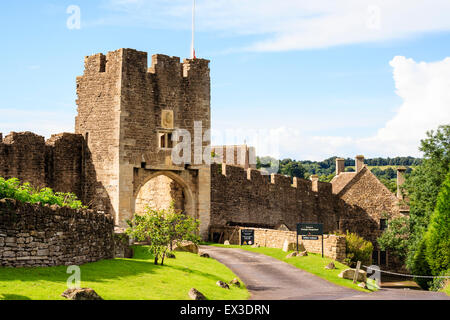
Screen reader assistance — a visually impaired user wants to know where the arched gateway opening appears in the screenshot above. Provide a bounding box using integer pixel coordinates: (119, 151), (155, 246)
(133, 171), (195, 218)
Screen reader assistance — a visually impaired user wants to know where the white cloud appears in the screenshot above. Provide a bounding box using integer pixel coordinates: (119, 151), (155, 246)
(98, 0), (450, 52)
(357, 56), (450, 156)
(214, 56), (450, 160)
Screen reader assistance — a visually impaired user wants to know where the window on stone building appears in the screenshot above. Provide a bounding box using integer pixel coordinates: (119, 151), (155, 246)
(159, 132), (174, 149)
(372, 251), (379, 265)
(380, 219), (388, 231)
(380, 251), (387, 265)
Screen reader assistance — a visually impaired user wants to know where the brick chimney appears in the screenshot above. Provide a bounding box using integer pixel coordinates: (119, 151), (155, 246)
(397, 166), (407, 199)
(336, 158), (345, 175)
(355, 155), (365, 173)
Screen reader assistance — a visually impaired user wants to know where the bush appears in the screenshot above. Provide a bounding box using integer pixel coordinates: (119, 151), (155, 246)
(344, 231), (373, 267)
(377, 216), (410, 261)
(424, 171), (450, 276)
(429, 270), (450, 292)
(410, 238), (432, 289)
(0, 177), (85, 209)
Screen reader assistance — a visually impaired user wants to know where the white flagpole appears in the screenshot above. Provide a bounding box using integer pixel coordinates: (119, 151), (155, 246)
(191, 0), (196, 59)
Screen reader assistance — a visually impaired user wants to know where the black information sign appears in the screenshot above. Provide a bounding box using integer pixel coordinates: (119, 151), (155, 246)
(241, 229), (255, 246)
(296, 223), (324, 257)
(297, 223), (323, 236)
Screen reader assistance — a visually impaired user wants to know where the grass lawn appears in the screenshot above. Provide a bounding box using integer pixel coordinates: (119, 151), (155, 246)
(0, 246), (249, 300)
(209, 244), (372, 293)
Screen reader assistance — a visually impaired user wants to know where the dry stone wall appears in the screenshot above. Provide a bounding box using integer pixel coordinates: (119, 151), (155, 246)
(0, 199), (114, 267)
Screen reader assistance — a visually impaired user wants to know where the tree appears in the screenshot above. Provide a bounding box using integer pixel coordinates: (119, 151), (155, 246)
(377, 216), (410, 260)
(403, 125), (450, 278)
(126, 204), (200, 266)
(424, 171), (450, 276)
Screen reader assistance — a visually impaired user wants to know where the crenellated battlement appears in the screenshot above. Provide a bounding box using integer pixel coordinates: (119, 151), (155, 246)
(82, 48), (210, 80)
(218, 163), (333, 195)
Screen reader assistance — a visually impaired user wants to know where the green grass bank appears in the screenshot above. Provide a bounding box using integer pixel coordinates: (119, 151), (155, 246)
(0, 246), (249, 300)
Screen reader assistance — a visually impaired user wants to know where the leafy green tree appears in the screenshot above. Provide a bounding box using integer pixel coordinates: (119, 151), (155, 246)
(377, 216), (410, 260)
(404, 125), (450, 273)
(126, 204), (200, 266)
(424, 171), (450, 275)
(280, 161), (306, 178)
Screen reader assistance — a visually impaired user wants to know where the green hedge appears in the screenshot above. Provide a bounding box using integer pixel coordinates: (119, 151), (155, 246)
(0, 177), (85, 209)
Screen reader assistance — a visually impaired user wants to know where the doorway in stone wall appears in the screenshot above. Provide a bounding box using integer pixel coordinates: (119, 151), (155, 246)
(135, 174), (186, 215)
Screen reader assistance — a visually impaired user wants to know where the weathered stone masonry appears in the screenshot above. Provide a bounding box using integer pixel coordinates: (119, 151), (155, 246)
(210, 163), (345, 233)
(0, 199), (114, 267)
(0, 132), (85, 200)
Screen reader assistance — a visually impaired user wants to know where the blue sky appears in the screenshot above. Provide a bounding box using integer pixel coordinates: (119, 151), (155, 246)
(1, 1), (450, 160)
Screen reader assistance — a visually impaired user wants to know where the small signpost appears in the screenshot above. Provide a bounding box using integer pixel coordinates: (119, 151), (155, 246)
(297, 223), (324, 258)
(240, 229), (254, 246)
(353, 261), (361, 284)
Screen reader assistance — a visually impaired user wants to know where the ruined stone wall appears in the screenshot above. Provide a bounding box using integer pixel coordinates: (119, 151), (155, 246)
(211, 164), (341, 233)
(0, 132), (46, 188)
(0, 132), (86, 201)
(210, 226), (346, 261)
(0, 199), (114, 267)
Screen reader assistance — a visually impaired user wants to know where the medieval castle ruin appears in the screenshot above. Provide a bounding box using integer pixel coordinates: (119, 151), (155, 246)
(0, 49), (408, 268)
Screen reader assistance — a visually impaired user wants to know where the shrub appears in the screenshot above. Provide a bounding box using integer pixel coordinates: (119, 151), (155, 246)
(344, 231), (373, 267)
(424, 171), (450, 276)
(410, 238), (433, 289)
(377, 216), (410, 261)
(429, 270), (450, 292)
(0, 177), (85, 209)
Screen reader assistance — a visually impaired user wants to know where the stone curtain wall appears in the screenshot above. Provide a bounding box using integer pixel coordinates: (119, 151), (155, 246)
(0, 199), (114, 267)
(211, 226), (346, 261)
(0, 132), (85, 201)
(211, 163), (341, 233)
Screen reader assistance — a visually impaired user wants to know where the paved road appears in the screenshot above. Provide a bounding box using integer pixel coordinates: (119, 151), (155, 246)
(200, 246), (450, 300)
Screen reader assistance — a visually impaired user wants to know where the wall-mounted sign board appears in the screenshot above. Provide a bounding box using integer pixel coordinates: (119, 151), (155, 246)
(241, 229), (254, 246)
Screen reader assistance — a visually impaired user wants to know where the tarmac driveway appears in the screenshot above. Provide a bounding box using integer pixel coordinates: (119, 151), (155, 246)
(200, 246), (450, 300)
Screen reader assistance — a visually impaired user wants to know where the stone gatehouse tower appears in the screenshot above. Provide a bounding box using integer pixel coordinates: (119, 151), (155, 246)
(75, 48), (211, 238)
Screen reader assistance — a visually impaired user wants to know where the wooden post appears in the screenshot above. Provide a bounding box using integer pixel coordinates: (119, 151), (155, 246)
(353, 261), (361, 284)
(321, 235), (324, 258)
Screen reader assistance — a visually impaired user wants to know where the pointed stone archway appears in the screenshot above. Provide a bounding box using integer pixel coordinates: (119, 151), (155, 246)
(133, 170), (196, 220)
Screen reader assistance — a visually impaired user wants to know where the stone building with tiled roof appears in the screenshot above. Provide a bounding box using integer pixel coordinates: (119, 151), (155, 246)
(331, 156), (409, 267)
